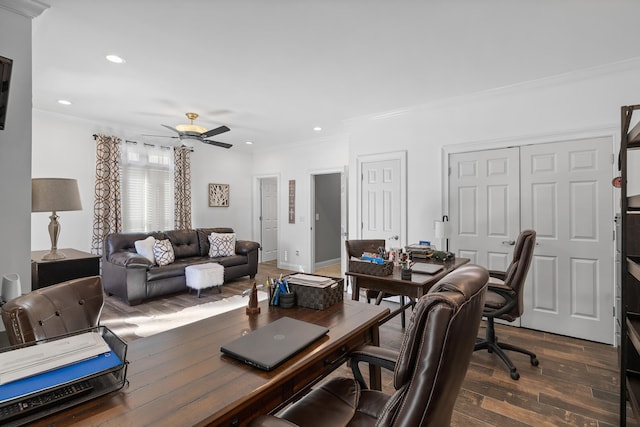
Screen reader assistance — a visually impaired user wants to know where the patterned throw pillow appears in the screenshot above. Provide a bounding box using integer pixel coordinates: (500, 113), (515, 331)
(153, 239), (175, 266)
(208, 232), (236, 257)
(134, 236), (156, 265)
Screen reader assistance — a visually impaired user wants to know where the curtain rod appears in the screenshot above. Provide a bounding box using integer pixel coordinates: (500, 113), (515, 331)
(93, 134), (192, 151)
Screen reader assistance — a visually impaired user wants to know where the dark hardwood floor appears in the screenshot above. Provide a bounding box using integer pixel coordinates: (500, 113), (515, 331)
(100, 261), (636, 426)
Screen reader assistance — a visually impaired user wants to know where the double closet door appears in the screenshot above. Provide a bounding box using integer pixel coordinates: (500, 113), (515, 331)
(449, 137), (614, 344)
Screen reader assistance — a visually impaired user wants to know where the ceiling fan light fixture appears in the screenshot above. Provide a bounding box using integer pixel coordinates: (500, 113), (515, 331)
(176, 123), (207, 134)
(176, 112), (207, 134)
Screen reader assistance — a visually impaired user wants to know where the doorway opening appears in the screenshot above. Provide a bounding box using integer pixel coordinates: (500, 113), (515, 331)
(257, 176), (278, 263)
(310, 170), (347, 277)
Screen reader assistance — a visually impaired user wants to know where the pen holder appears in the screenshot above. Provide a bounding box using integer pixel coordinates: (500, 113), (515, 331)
(279, 292), (296, 308)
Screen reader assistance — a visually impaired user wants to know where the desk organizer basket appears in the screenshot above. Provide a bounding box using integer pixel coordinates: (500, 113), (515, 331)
(0, 326), (128, 426)
(348, 259), (394, 276)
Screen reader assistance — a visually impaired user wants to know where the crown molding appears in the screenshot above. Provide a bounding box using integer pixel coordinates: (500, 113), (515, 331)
(0, 0), (49, 19)
(345, 56), (640, 126)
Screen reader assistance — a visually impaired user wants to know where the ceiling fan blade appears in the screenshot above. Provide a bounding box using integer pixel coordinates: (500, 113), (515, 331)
(202, 125), (230, 139)
(203, 140), (233, 149)
(161, 124), (181, 134)
(142, 134), (180, 138)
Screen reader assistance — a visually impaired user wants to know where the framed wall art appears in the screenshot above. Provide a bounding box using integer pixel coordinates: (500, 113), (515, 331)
(208, 183), (230, 207)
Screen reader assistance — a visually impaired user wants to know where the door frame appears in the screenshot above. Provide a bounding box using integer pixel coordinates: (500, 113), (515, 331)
(443, 126), (619, 342)
(356, 150), (408, 245)
(252, 173), (280, 264)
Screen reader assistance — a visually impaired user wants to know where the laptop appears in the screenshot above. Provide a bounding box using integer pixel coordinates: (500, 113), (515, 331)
(220, 317), (329, 371)
(411, 263), (444, 275)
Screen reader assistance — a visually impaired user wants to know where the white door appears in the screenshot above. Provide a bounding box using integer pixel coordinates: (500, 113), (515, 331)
(260, 177), (278, 262)
(448, 138), (614, 344)
(358, 151), (407, 248)
(520, 137), (614, 344)
(449, 148), (521, 271)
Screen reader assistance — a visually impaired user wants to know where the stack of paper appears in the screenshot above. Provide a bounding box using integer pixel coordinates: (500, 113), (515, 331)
(287, 274), (336, 289)
(0, 332), (110, 385)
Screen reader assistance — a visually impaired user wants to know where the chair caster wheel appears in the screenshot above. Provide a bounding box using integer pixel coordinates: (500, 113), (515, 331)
(531, 357), (539, 367)
(510, 370), (520, 380)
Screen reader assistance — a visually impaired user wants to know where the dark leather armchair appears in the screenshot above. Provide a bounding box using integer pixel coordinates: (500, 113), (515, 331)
(1, 276), (104, 345)
(474, 229), (538, 380)
(250, 264), (488, 427)
(345, 239), (411, 327)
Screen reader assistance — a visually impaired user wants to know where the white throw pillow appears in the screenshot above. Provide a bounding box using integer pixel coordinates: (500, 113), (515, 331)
(208, 232), (236, 257)
(153, 239), (175, 266)
(134, 236), (156, 265)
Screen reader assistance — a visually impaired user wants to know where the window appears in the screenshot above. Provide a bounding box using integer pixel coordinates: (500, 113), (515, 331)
(120, 143), (174, 232)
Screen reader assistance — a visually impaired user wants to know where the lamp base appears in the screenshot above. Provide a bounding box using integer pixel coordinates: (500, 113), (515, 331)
(42, 249), (66, 260)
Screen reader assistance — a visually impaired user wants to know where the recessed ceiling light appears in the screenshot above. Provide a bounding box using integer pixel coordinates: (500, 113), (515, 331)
(106, 54), (125, 64)
(245, 141), (253, 145)
(57, 99), (72, 105)
(313, 126), (322, 131)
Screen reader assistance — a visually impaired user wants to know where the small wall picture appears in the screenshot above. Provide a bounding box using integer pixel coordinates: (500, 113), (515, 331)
(209, 183), (230, 207)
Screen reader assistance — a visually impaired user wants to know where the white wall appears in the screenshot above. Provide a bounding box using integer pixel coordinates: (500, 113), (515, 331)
(0, 8), (32, 296)
(345, 59), (640, 245)
(190, 144), (253, 239)
(31, 109), (255, 251)
(31, 110), (98, 252)
(252, 137), (348, 272)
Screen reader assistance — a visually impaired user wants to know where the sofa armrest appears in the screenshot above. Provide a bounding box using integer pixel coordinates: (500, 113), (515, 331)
(235, 240), (260, 255)
(108, 251), (153, 269)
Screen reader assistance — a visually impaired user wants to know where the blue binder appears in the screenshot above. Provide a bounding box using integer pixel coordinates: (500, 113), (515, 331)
(0, 351), (122, 403)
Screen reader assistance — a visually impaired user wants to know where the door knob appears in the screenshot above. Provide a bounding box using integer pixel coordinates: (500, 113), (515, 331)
(502, 240), (516, 246)
(389, 235), (399, 240)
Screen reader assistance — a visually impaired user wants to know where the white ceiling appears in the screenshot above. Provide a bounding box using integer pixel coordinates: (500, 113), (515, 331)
(28, 0), (640, 151)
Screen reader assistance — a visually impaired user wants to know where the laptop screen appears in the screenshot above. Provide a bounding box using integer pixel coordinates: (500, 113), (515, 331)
(220, 317), (329, 371)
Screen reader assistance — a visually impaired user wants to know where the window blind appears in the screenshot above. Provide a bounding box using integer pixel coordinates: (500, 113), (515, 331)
(120, 143), (174, 232)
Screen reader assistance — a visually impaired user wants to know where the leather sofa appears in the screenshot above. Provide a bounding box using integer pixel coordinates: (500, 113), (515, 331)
(102, 227), (260, 305)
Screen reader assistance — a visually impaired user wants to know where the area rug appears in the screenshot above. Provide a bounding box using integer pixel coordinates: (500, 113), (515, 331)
(123, 291), (269, 338)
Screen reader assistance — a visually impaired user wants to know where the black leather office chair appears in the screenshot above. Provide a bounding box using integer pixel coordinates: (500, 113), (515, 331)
(473, 229), (538, 380)
(1, 276), (104, 345)
(345, 239), (410, 327)
(250, 264), (488, 427)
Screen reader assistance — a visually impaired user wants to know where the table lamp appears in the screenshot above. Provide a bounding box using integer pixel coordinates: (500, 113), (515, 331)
(32, 178), (82, 260)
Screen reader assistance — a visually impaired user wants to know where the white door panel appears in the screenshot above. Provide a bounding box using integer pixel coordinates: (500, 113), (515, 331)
(360, 156), (404, 245)
(521, 137), (613, 343)
(450, 148), (520, 272)
(449, 137), (614, 344)
(260, 177), (278, 262)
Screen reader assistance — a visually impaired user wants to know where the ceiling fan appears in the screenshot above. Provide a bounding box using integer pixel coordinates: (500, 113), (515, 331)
(157, 112), (232, 148)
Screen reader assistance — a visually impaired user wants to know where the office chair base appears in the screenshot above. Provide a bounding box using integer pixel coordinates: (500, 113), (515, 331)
(474, 320), (539, 380)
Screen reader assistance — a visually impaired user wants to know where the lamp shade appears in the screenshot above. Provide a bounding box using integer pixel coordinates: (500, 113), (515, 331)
(434, 220), (451, 239)
(32, 178), (82, 212)
(1, 273), (21, 302)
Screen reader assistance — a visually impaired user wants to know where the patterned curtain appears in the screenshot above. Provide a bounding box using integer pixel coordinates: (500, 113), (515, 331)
(91, 134), (122, 255)
(174, 146), (192, 230)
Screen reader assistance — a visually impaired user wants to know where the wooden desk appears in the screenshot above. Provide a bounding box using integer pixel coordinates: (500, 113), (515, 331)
(346, 258), (470, 324)
(31, 248), (100, 290)
(30, 299), (389, 427)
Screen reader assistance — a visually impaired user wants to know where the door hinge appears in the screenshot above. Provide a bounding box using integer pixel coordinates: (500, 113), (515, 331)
(613, 306), (616, 317)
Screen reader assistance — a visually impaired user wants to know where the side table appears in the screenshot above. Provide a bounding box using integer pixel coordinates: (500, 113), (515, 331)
(31, 248), (101, 290)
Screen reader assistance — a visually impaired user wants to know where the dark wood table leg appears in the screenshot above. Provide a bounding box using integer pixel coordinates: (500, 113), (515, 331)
(369, 322), (382, 391)
(351, 276), (360, 301)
